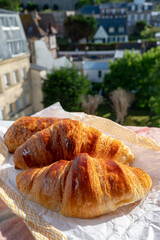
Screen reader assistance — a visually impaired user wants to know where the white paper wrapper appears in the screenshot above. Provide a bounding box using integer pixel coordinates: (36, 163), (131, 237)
(0, 102), (160, 240)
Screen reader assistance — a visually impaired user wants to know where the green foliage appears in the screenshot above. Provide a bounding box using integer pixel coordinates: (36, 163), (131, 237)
(134, 21), (146, 37)
(25, 1), (38, 11)
(42, 67), (91, 112)
(103, 47), (160, 111)
(0, 0), (21, 11)
(103, 50), (142, 92)
(140, 26), (160, 39)
(64, 14), (97, 44)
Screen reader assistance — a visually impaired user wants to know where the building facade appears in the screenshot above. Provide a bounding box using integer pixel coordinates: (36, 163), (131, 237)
(20, 11), (57, 59)
(0, 9), (32, 120)
(127, 0), (153, 33)
(94, 18), (128, 43)
(21, 0), (78, 11)
(83, 61), (110, 83)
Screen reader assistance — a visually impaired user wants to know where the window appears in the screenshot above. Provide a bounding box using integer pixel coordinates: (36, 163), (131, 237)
(24, 94), (30, 106)
(0, 17), (9, 27)
(121, 9), (125, 14)
(3, 73), (10, 88)
(140, 14), (144, 20)
(118, 27), (124, 33)
(138, 5), (142, 12)
(131, 5), (135, 11)
(144, 5), (148, 10)
(0, 108), (5, 120)
(112, 9), (116, 15)
(147, 14), (150, 21)
(21, 67), (26, 80)
(109, 27), (114, 33)
(16, 98), (22, 111)
(9, 104), (14, 117)
(7, 40), (25, 55)
(128, 14), (131, 21)
(134, 14), (138, 22)
(9, 17), (18, 26)
(98, 70), (102, 78)
(13, 70), (19, 83)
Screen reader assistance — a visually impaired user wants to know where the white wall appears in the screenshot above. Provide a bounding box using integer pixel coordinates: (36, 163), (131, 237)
(94, 26), (108, 43)
(84, 69), (109, 83)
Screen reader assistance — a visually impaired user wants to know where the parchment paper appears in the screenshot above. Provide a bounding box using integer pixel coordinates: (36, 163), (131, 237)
(0, 102), (160, 240)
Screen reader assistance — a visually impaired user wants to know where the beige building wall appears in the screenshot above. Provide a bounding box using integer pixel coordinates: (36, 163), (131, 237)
(30, 65), (47, 114)
(0, 53), (33, 120)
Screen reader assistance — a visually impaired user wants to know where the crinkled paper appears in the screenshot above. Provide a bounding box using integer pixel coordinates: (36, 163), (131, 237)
(0, 102), (160, 240)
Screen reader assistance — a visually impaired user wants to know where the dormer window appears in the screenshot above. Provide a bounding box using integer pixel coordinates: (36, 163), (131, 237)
(121, 9), (125, 14)
(131, 5), (135, 11)
(109, 27), (114, 33)
(0, 17), (9, 27)
(144, 5), (148, 10)
(9, 17), (18, 26)
(118, 27), (124, 33)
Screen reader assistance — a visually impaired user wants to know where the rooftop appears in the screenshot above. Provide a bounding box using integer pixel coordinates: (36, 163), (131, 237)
(83, 61), (110, 70)
(97, 18), (127, 36)
(79, 5), (100, 15)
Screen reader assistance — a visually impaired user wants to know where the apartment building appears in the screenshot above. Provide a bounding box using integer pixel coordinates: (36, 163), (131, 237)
(127, 0), (153, 33)
(0, 9), (32, 120)
(21, 0), (78, 11)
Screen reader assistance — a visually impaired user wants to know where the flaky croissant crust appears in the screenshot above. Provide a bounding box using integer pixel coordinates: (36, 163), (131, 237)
(14, 119), (135, 169)
(16, 153), (152, 219)
(4, 116), (61, 153)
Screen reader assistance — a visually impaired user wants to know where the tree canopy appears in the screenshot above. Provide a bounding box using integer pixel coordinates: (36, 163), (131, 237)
(103, 47), (160, 110)
(0, 0), (21, 11)
(64, 14), (97, 44)
(42, 67), (90, 112)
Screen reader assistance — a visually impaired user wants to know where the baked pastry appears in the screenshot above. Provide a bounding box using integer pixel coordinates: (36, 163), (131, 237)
(4, 116), (60, 153)
(14, 119), (135, 169)
(16, 153), (152, 218)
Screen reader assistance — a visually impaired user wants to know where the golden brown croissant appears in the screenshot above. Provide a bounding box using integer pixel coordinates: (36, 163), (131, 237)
(4, 116), (61, 153)
(16, 153), (152, 218)
(14, 119), (135, 169)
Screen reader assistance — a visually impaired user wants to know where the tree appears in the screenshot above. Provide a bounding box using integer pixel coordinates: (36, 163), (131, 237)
(103, 50), (142, 93)
(140, 26), (160, 39)
(64, 14), (97, 44)
(134, 20), (146, 37)
(0, 0), (21, 11)
(103, 47), (160, 109)
(42, 67), (91, 112)
(25, 1), (38, 12)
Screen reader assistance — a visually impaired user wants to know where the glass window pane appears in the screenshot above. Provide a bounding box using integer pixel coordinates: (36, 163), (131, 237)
(13, 70), (19, 83)
(0, 108), (5, 120)
(3, 74), (10, 87)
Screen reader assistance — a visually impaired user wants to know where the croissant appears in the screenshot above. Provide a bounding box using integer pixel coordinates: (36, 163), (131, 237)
(14, 119), (135, 169)
(4, 116), (61, 153)
(16, 153), (152, 218)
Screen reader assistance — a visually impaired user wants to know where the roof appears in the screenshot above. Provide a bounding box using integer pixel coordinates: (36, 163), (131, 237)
(99, 3), (127, 9)
(30, 63), (47, 71)
(79, 5), (100, 15)
(20, 11), (57, 39)
(83, 61), (110, 70)
(97, 18), (127, 36)
(0, 8), (17, 14)
(155, 32), (160, 38)
(151, 11), (160, 16)
(114, 50), (140, 59)
(39, 13), (57, 34)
